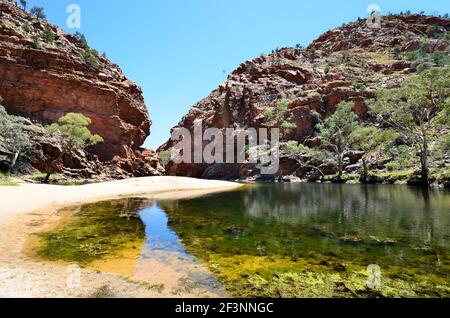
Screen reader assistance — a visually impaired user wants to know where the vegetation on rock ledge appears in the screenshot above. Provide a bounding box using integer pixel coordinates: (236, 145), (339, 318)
(282, 67), (450, 187)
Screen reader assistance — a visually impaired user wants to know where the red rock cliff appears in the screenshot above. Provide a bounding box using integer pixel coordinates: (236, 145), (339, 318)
(160, 14), (449, 179)
(0, 1), (151, 163)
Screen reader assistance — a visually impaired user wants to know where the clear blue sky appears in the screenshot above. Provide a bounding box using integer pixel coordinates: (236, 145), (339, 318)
(25, 0), (449, 149)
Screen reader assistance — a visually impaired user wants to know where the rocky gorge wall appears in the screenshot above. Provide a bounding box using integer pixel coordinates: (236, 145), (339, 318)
(160, 14), (449, 181)
(0, 1), (163, 178)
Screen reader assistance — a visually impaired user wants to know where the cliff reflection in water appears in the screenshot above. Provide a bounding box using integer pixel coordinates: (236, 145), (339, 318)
(240, 184), (449, 249)
(34, 183), (450, 297)
(160, 183), (450, 277)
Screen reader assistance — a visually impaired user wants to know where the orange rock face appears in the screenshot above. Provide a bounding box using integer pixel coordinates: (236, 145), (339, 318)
(160, 14), (449, 180)
(0, 2), (150, 162)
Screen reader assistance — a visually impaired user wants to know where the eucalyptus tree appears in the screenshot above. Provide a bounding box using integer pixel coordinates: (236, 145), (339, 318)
(371, 67), (450, 185)
(316, 102), (360, 180)
(0, 105), (31, 171)
(46, 113), (103, 182)
(20, 0), (27, 11)
(30, 6), (46, 19)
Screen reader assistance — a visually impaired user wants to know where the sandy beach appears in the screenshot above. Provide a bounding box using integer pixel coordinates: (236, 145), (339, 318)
(0, 177), (242, 298)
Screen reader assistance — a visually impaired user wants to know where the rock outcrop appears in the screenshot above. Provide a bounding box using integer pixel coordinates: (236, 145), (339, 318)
(160, 14), (449, 180)
(0, 1), (163, 178)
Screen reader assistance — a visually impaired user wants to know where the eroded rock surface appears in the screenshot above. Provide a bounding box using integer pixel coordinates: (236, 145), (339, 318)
(160, 14), (449, 180)
(0, 1), (163, 178)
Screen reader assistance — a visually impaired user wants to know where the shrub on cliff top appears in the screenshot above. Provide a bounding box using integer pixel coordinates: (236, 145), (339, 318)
(30, 6), (46, 20)
(73, 31), (88, 47)
(20, 0), (27, 11)
(81, 49), (100, 70)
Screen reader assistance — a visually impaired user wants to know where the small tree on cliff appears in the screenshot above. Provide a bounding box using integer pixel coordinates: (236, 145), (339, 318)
(371, 67), (450, 185)
(283, 141), (330, 182)
(45, 113), (103, 183)
(20, 0), (27, 11)
(73, 31), (88, 47)
(316, 102), (360, 181)
(264, 98), (297, 138)
(30, 6), (46, 19)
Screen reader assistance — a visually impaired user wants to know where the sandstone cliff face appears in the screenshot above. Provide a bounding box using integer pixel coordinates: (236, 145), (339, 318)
(160, 14), (449, 180)
(0, 1), (162, 178)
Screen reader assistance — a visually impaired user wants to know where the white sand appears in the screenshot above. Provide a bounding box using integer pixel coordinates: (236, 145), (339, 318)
(0, 177), (243, 298)
(0, 176), (242, 217)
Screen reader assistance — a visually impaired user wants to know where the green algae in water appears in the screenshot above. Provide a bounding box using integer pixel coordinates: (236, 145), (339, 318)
(35, 198), (147, 265)
(33, 184), (450, 298)
(159, 184), (450, 298)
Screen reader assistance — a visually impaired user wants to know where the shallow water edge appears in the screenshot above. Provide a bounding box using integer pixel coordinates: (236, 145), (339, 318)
(26, 183), (450, 298)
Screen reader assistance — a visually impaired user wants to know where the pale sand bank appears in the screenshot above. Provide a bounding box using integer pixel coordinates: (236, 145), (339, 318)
(0, 176), (242, 217)
(0, 177), (243, 298)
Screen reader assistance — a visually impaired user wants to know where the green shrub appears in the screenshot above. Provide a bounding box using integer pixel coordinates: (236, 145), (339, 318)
(42, 27), (55, 44)
(283, 141), (328, 161)
(0, 106), (32, 171)
(393, 45), (401, 59)
(310, 110), (322, 124)
(437, 134), (450, 158)
(81, 49), (100, 70)
(263, 108), (274, 120)
(353, 83), (366, 92)
(0, 173), (20, 186)
(281, 121), (297, 133)
(47, 113), (103, 149)
(158, 150), (172, 167)
(385, 145), (413, 171)
(404, 41), (449, 67)
(32, 35), (41, 49)
(263, 99), (297, 138)
(73, 31), (88, 47)
(431, 52), (450, 66)
(30, 6), (46, 19)
(21, 21), (31, 33)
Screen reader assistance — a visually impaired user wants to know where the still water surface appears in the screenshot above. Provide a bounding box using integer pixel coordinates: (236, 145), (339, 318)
(36, 183), (450, 297)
